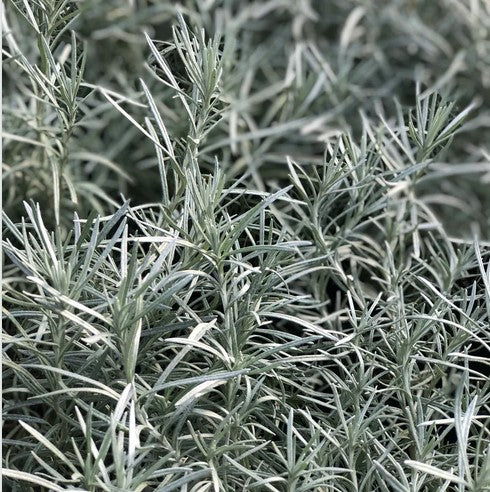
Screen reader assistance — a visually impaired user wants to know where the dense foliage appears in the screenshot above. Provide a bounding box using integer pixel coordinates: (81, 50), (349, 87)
(2, 1), (490, 490)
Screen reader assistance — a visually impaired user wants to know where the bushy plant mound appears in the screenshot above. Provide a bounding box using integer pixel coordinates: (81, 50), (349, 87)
(2, 1), (490, 491)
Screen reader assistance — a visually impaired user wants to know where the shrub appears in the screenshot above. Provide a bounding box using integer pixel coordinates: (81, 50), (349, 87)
(2, 1), (490, 490)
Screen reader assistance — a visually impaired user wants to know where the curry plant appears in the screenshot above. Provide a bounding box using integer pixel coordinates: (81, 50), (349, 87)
(2, 1), (490, 491)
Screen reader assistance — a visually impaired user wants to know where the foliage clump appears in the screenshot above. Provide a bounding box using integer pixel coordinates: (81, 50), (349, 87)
(2, 1), (490, 490)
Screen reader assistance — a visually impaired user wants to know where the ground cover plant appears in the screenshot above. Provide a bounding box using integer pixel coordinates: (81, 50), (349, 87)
(2, 1), (490, 491)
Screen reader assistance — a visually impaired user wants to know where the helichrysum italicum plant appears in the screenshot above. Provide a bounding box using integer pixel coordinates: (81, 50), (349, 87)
(2, 1), (490, 491)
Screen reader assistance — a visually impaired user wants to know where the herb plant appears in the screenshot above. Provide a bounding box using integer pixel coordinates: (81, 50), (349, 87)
(2, 1), (490, 491)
